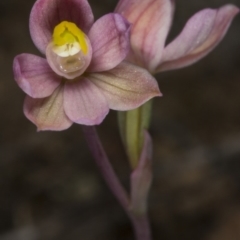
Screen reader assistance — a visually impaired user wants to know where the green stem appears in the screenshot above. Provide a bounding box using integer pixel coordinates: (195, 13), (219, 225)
(118, 100), (153, 169)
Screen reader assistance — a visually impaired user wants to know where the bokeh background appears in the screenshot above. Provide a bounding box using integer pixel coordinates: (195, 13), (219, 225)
(1, 0), (240, 239)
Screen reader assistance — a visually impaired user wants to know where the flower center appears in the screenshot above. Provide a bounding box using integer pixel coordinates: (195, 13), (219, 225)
(46, 21), (92, 79)
(52, 21), (88, 56)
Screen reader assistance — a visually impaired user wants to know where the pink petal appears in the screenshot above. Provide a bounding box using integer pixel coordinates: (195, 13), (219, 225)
(13, 54), (61, 98)
(64, 78), (109, 125)
(115, 0), (174, 72)
(87, 62), (161, 111)
(24, 86), (73, 131)
(87, 13), (130, 72)
(30, 0), (94, 54)
(158, 4), (239, 72)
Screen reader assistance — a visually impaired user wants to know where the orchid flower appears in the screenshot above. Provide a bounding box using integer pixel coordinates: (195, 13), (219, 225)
(13, 0), (161, 131)
(115, 0), (239, 73)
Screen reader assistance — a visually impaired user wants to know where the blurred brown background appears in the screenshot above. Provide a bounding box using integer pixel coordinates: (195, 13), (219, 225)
(1, 0), (240, 239)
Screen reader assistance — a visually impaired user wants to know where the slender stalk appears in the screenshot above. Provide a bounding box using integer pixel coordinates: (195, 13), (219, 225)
(82, 125), (152, 240)
(82, 125), (130, 213)
(130, 214), (152, 240)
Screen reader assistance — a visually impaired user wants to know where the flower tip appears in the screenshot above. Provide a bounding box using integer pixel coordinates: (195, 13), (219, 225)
(152, 87), (163, 98)
(146, 89), (162, 102)
(13, 56), (21, 82)
(156, 91), (163, 97)
(114, 13), (131, 31)
(221, 4), (240, 19)
(36, 127), (43, 132)
(150, 80), (163, 98)
(226, 4), (240, 14)
(13, 55), (34, 97)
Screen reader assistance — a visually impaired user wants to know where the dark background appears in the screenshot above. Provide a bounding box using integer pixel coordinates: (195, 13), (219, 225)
(1, 0), (240, 239)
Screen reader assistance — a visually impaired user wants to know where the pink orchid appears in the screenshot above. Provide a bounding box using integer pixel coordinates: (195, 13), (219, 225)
(115, 0), (239, 73)
(13, 0), (161, 131)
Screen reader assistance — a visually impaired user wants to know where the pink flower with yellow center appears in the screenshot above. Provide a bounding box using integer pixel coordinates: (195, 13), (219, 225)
(13, 0), (161, 131)
(115, 0), (239, 73)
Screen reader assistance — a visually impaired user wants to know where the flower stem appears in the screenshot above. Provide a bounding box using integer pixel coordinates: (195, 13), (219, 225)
(130, 214), (152, 240)
(82, 125), (152, 240)
(82, 125), (130, 213)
